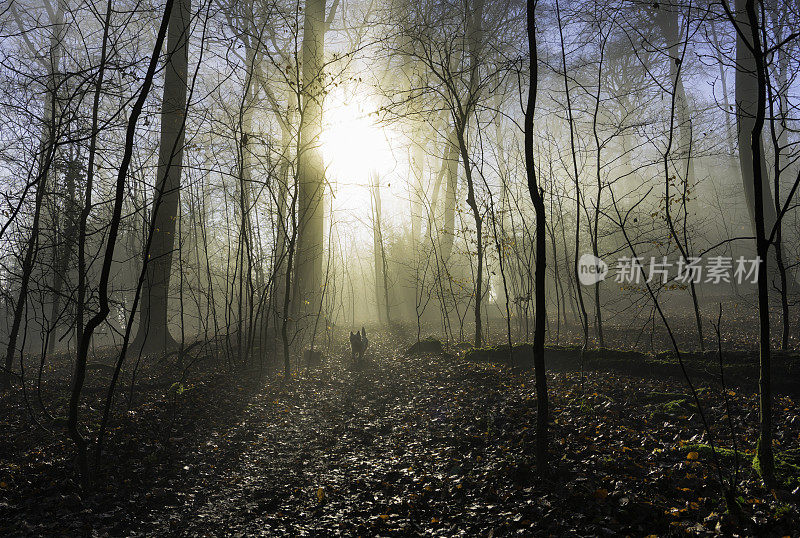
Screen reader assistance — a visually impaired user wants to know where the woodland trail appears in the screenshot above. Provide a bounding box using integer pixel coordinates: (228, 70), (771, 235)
(2, 341), (798, 536)
(147, 352), (546, 536)
(134, 349), (797, 536)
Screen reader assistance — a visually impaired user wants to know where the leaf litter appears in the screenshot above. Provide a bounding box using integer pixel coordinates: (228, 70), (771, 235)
(0, 340), (798, 536)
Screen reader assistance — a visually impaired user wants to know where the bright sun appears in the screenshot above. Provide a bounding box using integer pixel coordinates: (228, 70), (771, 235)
(321, 95), (397, 213)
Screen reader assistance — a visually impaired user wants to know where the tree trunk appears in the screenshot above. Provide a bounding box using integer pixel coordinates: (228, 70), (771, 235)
(656, 2), (705, 351)
(410, 131), (425, 246)
(440, 128), (458, 260)
(49, 147), (80, 354)
(71, 0), (175, 482)
(556, 0), (588, 349)
(590, 29), (606, 348)
(736, 0), (777, 235)
(710, 20), (736, 156)
(655, 4), (696, 199)
(371, 171), (390, 324)
(1, 0), (65, 387)
(271, 93), (295, 349)
(737, 0), (775, 484)
(293, 0), (327, 336)
(525, 0), (548, 475)
(236, 91), (256, 363)
(770, 6), (791, 349)
(1, 148), (52, 390)
(43, 0), (68, 356)
(69, 0), (112, 484)
(455, 123), (483, 348)
(463, 0), (484, 348)
(133, 0), (191, 354)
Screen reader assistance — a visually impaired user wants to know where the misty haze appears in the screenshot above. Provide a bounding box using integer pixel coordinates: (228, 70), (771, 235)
(1, 0), (799, 535)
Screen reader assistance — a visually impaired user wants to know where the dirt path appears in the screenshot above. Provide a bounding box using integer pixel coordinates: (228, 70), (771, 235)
(2, 346), (797, 536)
(151, 355), (543, 536)
(138, 352), (795, 536)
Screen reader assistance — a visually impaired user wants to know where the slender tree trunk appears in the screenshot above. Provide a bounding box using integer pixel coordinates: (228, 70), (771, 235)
(454, 121), (483, 347)
(440, 128), (458, 260)
(461, 0), (484, 347)
(234, 39), (261, 363)
(1, 147), (53, 390)
(657, 2), (705, 351)
(769, 9), (790, 349)
(410, 131), (424, 246)
(590, 28), (607, 348)
(556, 0), (588, 348)
(429, 118), (448, 221)
(282, 189), (298, 379)
(525, 0), (548, 475)
(72, 0), (175, 483)
(75, 0), (111, 373)
(736, 0), (775, 484)
(237, 99), (255, 363)
(710, 20), (736, 155)
(272, 95), (295, 346)
(44, 0), (68, 355)
(370, 170), (391, 324)
(655, 4), (696, 199)
(48, 148), (80, 355)
(735, 0), (777, 235)
(371, 171), (386, 323)
(2, 0), (66, 389)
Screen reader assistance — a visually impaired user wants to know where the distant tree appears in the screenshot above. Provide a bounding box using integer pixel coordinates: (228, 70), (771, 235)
(399, 0), (495, 347)
(1, 0), (67, 389)
(653, 0), (705, 350)
(370, 170), (391, 324)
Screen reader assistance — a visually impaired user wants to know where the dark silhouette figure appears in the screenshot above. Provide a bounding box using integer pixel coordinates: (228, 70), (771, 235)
(350, 327), (368, 363)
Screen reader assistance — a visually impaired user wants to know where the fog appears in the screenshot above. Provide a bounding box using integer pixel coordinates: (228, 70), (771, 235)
(1, 0), (798, 532)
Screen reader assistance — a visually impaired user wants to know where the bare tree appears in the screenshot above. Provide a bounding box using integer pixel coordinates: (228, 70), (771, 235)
(525, 0), (548, 475)
(72, 0), (176, 484)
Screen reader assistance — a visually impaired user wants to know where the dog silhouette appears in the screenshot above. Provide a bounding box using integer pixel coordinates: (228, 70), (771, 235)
(349, 327), (368, 363)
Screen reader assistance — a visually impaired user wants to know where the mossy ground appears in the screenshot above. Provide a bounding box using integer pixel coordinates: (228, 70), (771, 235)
(680, 443), (800, 489)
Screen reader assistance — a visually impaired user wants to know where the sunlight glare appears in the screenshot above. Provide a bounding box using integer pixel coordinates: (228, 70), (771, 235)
(321, 96), (396, 211)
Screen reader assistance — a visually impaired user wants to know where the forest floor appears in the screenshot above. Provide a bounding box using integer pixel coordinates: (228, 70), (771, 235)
(1, 329), (799, 536)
